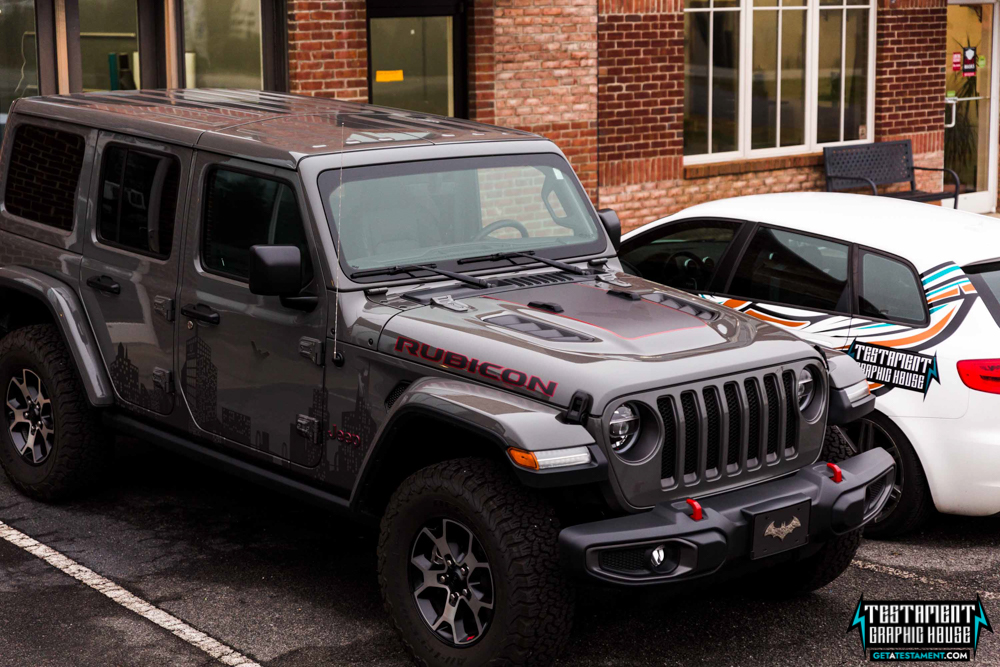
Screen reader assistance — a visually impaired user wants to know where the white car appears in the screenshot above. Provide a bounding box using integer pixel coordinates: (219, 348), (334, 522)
(620, 193), (1000, 537)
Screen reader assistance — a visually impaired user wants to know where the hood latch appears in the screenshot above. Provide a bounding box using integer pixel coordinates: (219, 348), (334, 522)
(560, 390), (593, 425)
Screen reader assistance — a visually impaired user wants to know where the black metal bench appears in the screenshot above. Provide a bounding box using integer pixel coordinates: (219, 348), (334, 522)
(823, 140), (961, 209)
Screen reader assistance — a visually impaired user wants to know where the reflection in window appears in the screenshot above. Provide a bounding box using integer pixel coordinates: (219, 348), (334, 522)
(620, 220), (740, 291)
(98, 146), (180, 258)
(751, 0), (807, 149)
(859, 253), (925, 323)
(183, 0), (263, 89)
(79, 0), (140, 91)
(685, 2), (741, 156)
(4, 124), (85, 231)
(0, 0), (38, 137)
(818, 1), (869, 143)
(370, 16), (454, 116)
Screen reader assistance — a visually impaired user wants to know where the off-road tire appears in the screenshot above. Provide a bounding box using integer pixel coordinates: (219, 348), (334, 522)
(0, 325), (108, 501)
(779, 528), (863, 595)
(378, 458), (574, 667)
(860, 413), (932, 539)
(820, 426), (853, 464)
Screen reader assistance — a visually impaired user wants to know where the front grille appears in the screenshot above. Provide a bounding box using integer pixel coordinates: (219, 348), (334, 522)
(658, 369), (802, 489)
(599, 547), (648, 574)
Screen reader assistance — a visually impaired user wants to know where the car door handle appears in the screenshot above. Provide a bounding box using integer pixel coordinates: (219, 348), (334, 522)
(86, 275), (121, 295)
(181, 303), (221, 325)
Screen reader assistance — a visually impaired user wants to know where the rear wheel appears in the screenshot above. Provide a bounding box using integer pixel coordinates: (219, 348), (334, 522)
(378, 458), (573, 667)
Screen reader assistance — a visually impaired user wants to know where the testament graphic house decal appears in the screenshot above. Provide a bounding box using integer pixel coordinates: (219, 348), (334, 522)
(847, 341), (940, 396)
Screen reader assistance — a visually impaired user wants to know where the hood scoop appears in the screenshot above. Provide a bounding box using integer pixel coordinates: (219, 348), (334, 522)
(493, 271), (577, 288)
(643, 292), (720, 322)
(485, 313), (595, 343)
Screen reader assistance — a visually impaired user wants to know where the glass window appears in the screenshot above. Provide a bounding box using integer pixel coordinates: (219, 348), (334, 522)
(97, 146), (179, 258)
(319, 155), (603, 277)
(0, 0), (38, 138)
(3, 124), (85, 231)
(620, 220), (741, 291)
(78, 0), (140, 92)
(370, 16), (455, 117)
(202, 170), (312, 283)
(858, 252), (925, 323)
(729, 227), (850, 311)
(684, 0), (873, 159)
(183, 0), (263, 89)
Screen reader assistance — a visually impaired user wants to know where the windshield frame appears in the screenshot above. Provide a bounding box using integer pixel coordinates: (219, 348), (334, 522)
(317, 152), (609, 285)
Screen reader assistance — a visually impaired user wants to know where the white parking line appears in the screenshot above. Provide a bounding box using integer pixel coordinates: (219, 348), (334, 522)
(0, 520), (261, 667)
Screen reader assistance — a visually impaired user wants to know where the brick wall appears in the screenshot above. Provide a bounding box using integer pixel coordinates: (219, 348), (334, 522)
(287, 0), (368, 100)
(492, 0), (599, 198)
(468, 0), (496, 125)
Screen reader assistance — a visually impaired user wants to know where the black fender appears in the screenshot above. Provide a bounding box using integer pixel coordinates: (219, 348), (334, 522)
(824, 348), (875, 425)
(350, 377), (607, 510)
(0, 266), (114, 407)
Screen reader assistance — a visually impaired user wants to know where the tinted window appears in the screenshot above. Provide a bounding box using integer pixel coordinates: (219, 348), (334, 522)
(202, 169), (312, 283)
(858, 252), (925, 323)
(4, 124), (85, 230)
(730, 227), (850, 312)
(966, 261), (1000, 329)
(97, 146), (179, 258)
(620, 219), (740, 291)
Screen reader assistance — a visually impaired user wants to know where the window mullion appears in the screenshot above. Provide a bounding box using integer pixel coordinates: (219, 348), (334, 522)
(840, 6), (847, 143)
(776, 7), (783, 148)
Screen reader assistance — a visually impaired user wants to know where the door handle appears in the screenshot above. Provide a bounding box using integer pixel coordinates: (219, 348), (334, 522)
(181, 303), (221, 325)
(86, 275), (121, 295)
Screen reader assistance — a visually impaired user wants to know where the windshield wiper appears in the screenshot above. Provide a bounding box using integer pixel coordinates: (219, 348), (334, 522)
(350, 263), (495, 289)
(457, 250), (594, 276)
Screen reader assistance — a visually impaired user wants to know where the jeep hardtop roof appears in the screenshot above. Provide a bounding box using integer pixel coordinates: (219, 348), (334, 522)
(11, 89), (540, 169)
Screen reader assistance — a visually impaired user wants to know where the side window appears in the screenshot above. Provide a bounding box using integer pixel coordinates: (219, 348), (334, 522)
(202, 169), (313, 284)
(859, 251), (926, 323)
(729, 227), (850, 312)
(3, 124), (86, 231)
(97, 145), (180, 258)
(619, 219), (741, 292)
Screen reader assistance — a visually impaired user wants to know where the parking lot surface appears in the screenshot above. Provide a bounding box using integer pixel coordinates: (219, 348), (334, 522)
(2, 438), (999, 667)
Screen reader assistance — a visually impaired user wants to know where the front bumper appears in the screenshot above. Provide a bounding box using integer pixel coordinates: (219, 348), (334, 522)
(559, 448), (894, 586)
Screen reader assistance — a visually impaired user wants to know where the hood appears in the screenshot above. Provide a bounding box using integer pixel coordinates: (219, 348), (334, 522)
(377, 274), (821, 410)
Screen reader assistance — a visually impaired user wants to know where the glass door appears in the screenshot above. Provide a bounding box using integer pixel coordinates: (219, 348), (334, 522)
(945, 0), (1000, 212)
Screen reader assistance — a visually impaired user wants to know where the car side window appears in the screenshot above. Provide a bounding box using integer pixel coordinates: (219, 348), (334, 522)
(3, 124), (86, 231)
(97, 145), (180, 258)
(619, 219), (741, 291)
(729, 227), (850, 312)
(859, 251), (926, 323)
(202, 169), (313, 284)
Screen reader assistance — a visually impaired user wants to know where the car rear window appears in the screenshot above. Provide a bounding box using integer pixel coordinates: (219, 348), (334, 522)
(3, 124), (85, 231)
(966, 261), (1000, 328)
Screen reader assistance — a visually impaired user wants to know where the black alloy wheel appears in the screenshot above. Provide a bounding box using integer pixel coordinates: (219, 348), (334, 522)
(5, 369), (56, 465)
(838, 418), (903, 524)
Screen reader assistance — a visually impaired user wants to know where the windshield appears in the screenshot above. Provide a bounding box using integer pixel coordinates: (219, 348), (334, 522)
(318, 154), (604, 279)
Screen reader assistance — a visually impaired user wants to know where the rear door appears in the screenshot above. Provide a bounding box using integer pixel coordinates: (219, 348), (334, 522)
(80, 132), (190, 415)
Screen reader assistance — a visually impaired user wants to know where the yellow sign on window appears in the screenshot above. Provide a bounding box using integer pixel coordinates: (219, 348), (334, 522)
(375, 70), (404, 83)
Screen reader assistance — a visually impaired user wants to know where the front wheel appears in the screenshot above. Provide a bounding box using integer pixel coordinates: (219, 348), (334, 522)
(378, 458), (573, 667)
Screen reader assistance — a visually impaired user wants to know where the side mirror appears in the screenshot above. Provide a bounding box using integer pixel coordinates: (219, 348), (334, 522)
(597, 208), (621, 251)
(249, 245), (302, 296)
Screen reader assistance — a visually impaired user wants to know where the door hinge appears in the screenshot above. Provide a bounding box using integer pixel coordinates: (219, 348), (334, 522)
(298, 337), (325, 366)
(153, 296), (175, 322)
(296, 414), (320, 443)
(152, 368), (174, 394)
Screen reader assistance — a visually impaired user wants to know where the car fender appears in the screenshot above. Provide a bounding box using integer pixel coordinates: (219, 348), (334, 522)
(0, 266), (114, 407)
(823, 348), (876, 425)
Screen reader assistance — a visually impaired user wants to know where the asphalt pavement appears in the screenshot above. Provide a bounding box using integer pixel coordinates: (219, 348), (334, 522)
(2, 437), (999, 666)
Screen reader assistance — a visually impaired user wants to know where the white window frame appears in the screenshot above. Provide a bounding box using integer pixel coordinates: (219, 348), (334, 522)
(683, 0), (877, 165)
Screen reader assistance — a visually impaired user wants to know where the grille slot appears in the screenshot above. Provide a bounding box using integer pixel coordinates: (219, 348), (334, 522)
(703, 387), (721, 472)
(724, 382), (741, 466)
(384, 381), (410, 410)
(494, 272), (575, 288)
(599, 547), (648, 574)
(764, 375), (781, 458)
(782, 371), (799, 454)
(681, 392), (699, 476)
(657, 397), (677, 481)
(745, 378), (762, 464)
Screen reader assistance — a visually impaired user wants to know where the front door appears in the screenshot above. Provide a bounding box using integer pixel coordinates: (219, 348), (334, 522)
(177, 154), (327, 467)
(80, 132), (190, 415)
(945, 0), (1000, 212)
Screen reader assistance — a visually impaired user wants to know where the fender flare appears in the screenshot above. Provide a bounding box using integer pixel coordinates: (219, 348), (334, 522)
(350, 377), (606, 508)
(823, 347), (875, 426)
(0, 266), (114, 407)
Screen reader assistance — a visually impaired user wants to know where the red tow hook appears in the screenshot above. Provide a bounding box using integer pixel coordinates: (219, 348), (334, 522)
(826, 462), (843, 484)
(686, 498), (703, 521)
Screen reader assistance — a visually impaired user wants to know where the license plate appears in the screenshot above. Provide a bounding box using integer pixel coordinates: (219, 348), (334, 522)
(750, 498), (811, 560)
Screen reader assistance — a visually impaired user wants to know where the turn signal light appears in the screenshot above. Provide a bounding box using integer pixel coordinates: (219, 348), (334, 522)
(507, 446), (592, 471)
(957, 359), (1000, 394)
(507, 448), (539, 470)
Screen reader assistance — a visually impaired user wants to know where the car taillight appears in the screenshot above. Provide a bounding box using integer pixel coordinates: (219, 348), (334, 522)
(957, 359), (1000, 394)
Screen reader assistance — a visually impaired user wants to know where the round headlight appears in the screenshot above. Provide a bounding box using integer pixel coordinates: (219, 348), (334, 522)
(797, 367), (816, 411)
(609, 403), (641, 453)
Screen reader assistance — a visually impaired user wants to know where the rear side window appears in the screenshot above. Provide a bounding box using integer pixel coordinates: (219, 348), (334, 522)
(97, 146), (180, 258)
(729, 227), (851, 312)
(202, 169), (313, 283)
(858, 252), (926, 324)
(966, 261), (1000, 329)
(3, 124), (85, 231)
(620, 219), (741, 292)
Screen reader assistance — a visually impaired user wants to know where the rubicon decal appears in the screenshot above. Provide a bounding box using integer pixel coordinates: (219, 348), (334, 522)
(847, 341), (940, 397)
(394, 335), (558, 398)
(847, 595), (993, 661)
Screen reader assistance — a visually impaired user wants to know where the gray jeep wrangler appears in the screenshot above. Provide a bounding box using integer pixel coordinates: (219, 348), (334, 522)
(0, 90), (892, 666)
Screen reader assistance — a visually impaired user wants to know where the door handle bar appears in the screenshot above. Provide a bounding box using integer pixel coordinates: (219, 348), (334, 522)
(181, 303), (221, 325)
(86, 275), (121, 295)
